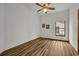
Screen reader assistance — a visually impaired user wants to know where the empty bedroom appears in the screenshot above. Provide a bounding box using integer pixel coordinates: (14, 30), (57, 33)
(0, 3), (79, 56)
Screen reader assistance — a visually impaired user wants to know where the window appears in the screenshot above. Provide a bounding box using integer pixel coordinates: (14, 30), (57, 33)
(55, 21), (65, 36)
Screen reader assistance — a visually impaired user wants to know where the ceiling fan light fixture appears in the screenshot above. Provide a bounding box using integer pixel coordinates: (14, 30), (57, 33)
(43, 8), (48, 13)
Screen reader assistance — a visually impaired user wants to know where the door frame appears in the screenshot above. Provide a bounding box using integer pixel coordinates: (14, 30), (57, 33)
(78, 9), (79, 54)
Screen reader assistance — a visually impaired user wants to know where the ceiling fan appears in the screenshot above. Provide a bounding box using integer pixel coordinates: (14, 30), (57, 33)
(35, 3), (55, 13)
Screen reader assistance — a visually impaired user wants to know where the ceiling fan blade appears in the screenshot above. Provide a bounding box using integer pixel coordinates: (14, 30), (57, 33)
(37, 9), (43, 12)
(36, 3), (43, 7)
(48, 3), (51, 5)
(48, 7), (55, 10)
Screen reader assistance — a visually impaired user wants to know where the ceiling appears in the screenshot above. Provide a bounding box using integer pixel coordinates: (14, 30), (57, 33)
(25, 3), (71, 15)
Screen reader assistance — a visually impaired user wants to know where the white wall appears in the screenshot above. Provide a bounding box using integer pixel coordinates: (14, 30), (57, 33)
(69, 3), (79, 51)
(40, 9), (69, 41)
(3, 4), (40, 51)
(0, 4), (5, 53)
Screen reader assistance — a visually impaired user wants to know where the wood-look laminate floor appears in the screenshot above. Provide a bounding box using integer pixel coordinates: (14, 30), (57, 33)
(0, 38), (78, 56)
